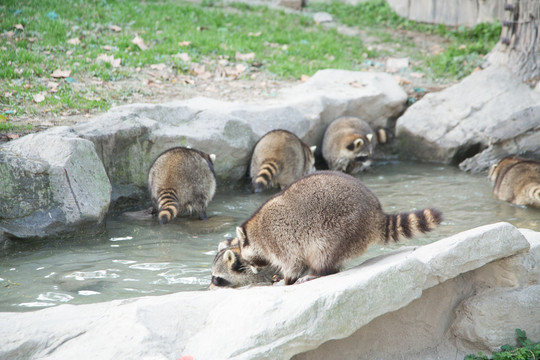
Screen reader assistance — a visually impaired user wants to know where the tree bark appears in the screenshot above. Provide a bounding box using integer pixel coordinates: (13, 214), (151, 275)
(488, 0), (540, 86)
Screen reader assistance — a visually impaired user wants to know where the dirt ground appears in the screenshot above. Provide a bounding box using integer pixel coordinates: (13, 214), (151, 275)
(1, 20), (456, 143)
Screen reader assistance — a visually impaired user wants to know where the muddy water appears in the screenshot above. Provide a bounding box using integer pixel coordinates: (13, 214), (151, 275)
(1, 161), (538, 312)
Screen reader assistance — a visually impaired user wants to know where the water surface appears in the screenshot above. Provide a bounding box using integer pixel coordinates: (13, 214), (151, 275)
(1, 161), (538, 312)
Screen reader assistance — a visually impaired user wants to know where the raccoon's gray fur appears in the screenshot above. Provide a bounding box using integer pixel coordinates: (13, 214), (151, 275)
(322, 116), (390, 174)
(147, 146), (216, 224)
(489, 155), (540, 208)
(250, 129), (316, 193)
(210, 238), (281, 289)
(235, 171), (442, 285)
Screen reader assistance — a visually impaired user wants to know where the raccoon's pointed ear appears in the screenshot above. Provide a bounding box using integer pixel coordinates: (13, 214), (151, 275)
(366, 133), (374, 142)
(218, 239), (229, 252)
(236, 226), (248, 246)
(209, 154), (216, 163)
(223, 249), (236, 267)
(310, 145), (317, 154)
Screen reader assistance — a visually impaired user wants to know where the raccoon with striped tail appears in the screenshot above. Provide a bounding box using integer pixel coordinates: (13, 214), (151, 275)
(235, 171), (442, 285)
(322, 116), (392, 174)
(249, 129), (316, 193)
(148, 146), (216, 224)
(489, 155), (540, 208)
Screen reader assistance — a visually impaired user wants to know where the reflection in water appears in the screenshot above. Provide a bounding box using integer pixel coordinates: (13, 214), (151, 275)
(1, 162), (538, 311)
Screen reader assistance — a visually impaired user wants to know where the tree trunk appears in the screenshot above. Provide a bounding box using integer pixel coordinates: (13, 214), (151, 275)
(488, 0), (540, 86)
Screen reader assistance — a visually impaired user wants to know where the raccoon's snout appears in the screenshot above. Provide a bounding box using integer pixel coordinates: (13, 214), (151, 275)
(211, 276), (231, 287)
(355, 155), (370, 162)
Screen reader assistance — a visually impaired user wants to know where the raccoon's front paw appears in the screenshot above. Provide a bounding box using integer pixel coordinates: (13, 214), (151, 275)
(295, 275), (321, 284)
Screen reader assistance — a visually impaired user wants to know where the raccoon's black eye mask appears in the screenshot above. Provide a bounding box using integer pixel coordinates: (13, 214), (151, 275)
(355, 155), (369, 162)
(211, 276), (231, 287)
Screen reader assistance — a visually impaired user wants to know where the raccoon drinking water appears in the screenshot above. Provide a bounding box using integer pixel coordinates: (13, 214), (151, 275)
(489, 155), (540, 208)
(210, 238), (281, 289)
(250, 129), (316, 193)
(322, 116), (390, 173)
(148, 146), (216, 224)
(234, 171), (442, 285)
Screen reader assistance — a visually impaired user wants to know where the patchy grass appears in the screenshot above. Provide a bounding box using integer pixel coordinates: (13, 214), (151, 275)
(0, 0), (500, 124)
(308, 0), (501, 79)
(465, 329), (540, 360)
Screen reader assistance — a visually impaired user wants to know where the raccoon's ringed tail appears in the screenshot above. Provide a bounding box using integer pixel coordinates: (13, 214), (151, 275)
(385, 208), (442, 242)
(157, 189), (180, 224)
(253, 160), (279, 192)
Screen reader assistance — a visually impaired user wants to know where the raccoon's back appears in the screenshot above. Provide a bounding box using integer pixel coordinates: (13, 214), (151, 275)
(493, 159), (540, 206)
(247, 171), (385, 250)
(148, 147), (216, 223)
(250, 130), (312, 191)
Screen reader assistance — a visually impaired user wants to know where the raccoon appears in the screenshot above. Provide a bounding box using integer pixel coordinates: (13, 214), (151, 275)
(147, 146), (216, 224)
(210, 238), (281, 289)
(250, 129), (316, 193)
(489, 155), (540, 208)
(322, 116), (390, 174)
(235, 171), (442, 285)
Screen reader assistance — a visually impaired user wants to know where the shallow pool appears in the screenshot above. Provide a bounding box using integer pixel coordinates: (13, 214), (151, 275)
(1, 161), (538, 312)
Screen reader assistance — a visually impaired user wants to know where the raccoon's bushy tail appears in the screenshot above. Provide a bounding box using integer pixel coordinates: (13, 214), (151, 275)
(384, 208), (442, 243)
(252, 160), (279, 193)
(157, 189), (180, 224)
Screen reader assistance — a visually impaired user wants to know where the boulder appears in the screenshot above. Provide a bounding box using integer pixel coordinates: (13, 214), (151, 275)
(70, 69), (406, 194)
(0, 133), (111, 239)
(396, 65), (540, 167)
(0, 223), (535, 360)
(459, 104), (540, 172)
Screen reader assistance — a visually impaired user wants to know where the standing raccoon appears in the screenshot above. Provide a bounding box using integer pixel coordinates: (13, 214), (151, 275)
(250, 129), (316, 193)
(322, 116), (391, 174)
(489, 155), (540, 208)
(210, 238), (281, 289)
(235, 171), (442, 285)
(148, 147), (216, 224)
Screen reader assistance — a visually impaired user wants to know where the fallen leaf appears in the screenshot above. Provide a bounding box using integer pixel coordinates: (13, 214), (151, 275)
(5, 31), (14, 38)
(178, 41), (192, 46)
(349, 81), (365, 88)
(51, 69), (71, 78)
(109, 25), (122, 32)
(47, 81), (59, 92)
(33, 93), (46, 103)
(150, 63), (167, 71)
(14, 24), (24, 31)
(103, 45), (113, 51)
(248, 31), (262, 37)
(67, 37), (81, 45)
(28, 37), (37, 43)
(191, 64), (206, 75)
(225, 64), (246, 77)
(235, 52), (255, 61)
(174, 52), (191, 62)
(96, 53), (121, 68)
(131, 35), (148, 50)
(300, 74), (310, 82)
(7, 134), (19, 140)
(4, 91), (13, 98)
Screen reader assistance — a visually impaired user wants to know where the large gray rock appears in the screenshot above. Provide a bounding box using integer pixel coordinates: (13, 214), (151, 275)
(459, 105), (540, 172)
(0, 133), (111, 239)
(0, 222), (535, 360)
(71, 69), (406, 194)
(396, 66), (540, 167)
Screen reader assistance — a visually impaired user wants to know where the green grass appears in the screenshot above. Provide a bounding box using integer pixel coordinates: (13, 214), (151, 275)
(0, 0), (501, 121)
(465, 329), (540, 360)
